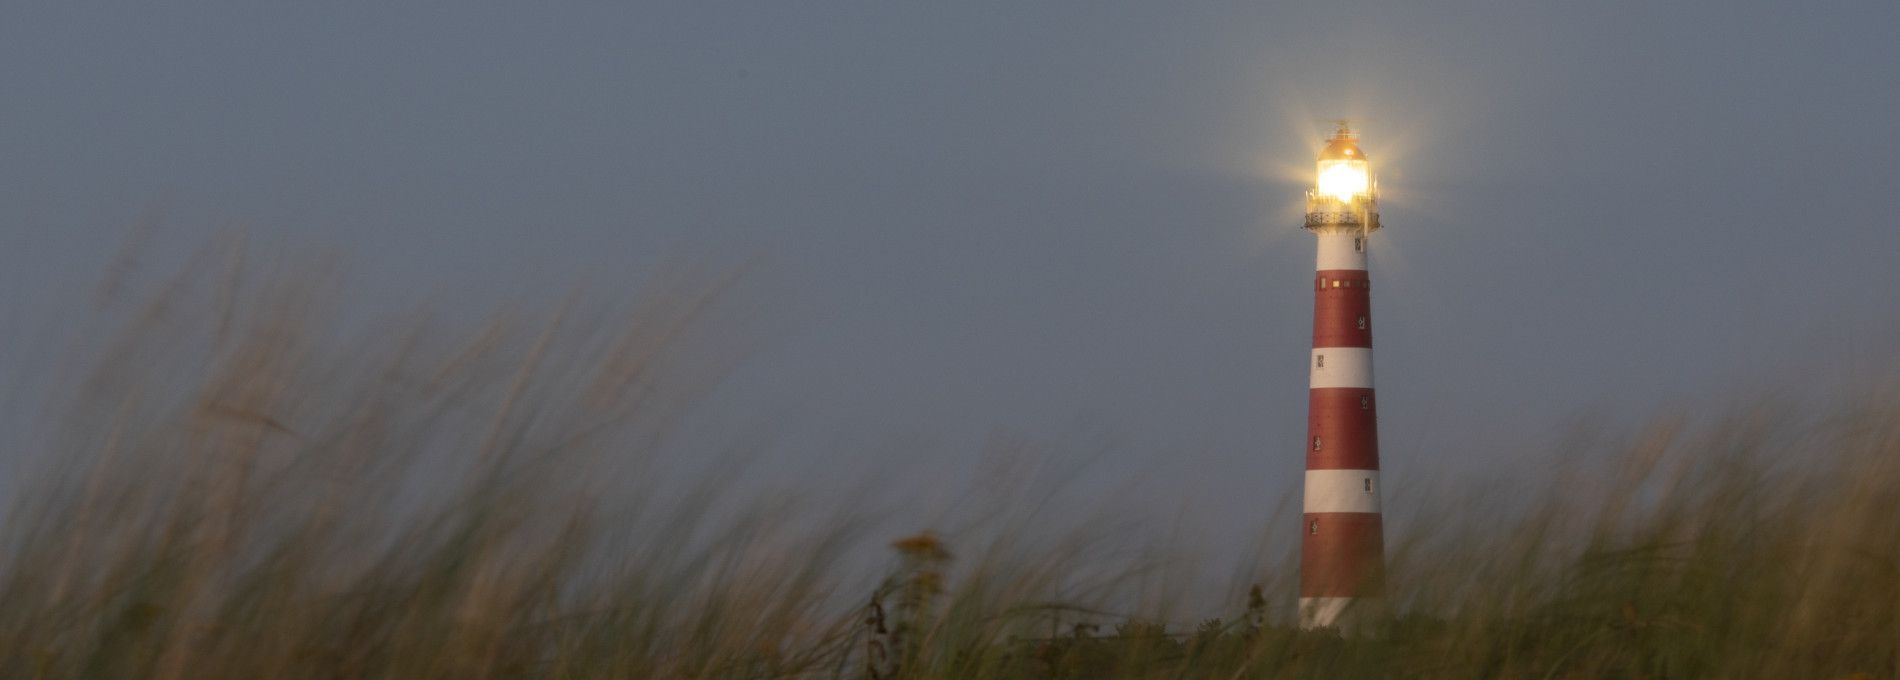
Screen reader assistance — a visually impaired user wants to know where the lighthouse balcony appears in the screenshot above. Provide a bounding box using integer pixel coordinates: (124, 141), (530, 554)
(1304, 209), (1382, 232)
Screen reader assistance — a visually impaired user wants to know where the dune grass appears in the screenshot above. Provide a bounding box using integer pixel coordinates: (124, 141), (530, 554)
(1, 246), (1895, 678)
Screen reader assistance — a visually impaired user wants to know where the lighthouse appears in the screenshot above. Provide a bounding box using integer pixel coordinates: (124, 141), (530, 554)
(1298, 123), (1387, 631)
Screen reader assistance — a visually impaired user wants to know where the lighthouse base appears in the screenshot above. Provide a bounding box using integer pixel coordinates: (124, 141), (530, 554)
(1298, 596), (1386, 635)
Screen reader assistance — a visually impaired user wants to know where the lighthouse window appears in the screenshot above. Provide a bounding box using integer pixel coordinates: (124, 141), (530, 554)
(1309, 519), (1319, 535)
(1312, 436), (1322, 451)
(1363, 478), (1373, 493)
(1357, 316), (1367, 330)
(1332, 281), (1341, 288)
(1354, 237), (1365, 252)
(1360, 395), (1370, 410)
(1316, 354), (1324, 368)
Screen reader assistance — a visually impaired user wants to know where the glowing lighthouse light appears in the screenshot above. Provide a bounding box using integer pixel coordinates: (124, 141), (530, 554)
(1315, 158), (1369, 202)
(1297, 122), (1386, 632)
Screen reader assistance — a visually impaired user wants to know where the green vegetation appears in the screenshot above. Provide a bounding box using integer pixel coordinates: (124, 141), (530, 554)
(2, 247), (1894, 678)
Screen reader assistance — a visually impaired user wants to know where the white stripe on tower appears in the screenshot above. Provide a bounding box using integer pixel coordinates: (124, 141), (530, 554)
(1298, 124), (1387, 633)
(1303, 470), (1382, 513)
(1315, 232), (1367, 271)
(1309, 348), (1373, 389)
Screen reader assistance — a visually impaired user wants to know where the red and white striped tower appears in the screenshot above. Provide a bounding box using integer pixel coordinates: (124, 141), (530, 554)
(1298, 123), (1386, 631)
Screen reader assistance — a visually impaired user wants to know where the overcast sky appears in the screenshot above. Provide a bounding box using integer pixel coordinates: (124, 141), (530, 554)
(4, 2), (1899, 549)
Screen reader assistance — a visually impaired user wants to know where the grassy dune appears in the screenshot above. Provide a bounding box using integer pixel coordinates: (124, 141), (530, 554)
(2, 248), (1895, 678)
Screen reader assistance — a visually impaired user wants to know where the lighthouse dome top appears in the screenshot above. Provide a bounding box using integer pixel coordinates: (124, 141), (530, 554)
(1317, 128), (1367, 162)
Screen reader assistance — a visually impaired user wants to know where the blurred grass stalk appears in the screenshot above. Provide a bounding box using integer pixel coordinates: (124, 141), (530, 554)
(0, 240), (1895, 678)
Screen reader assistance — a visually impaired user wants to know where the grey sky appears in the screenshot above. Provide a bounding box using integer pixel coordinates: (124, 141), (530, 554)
(4, 2), (1899, 547)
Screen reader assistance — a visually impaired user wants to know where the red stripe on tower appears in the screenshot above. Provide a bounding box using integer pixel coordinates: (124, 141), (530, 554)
(1299, 123), (1387, 632)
